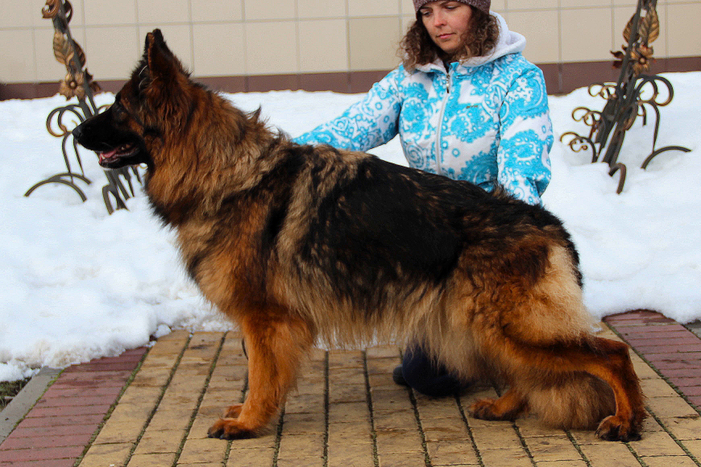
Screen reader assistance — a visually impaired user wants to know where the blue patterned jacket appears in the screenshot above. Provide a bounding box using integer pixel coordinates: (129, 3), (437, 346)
(294, 13), (553, 205)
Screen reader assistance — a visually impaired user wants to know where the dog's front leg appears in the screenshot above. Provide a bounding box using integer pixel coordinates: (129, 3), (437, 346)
(208, 308), (315, 439)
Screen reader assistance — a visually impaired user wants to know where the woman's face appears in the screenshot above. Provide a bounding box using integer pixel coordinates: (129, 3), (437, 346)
(419, 1), (474, 56)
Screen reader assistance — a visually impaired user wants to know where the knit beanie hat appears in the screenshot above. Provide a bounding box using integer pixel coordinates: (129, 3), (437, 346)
(413, 0), (490, 15)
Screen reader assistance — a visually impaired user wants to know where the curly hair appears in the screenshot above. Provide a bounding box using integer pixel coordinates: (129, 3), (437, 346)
(400, 7), (500, 71)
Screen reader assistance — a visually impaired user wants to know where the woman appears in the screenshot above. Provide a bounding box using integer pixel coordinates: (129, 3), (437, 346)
(294, 0), (553, 396)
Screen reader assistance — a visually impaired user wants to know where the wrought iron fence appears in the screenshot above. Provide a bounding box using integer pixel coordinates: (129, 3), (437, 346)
(24, 0), (141, 214)
(559, 0), (690, 194)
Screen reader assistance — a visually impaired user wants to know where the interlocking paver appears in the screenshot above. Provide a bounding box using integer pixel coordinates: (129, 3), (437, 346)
(2, 312), (701, 467)
(127, 452), (177, 467)
(536, 461), (587, 467)
(377, 450), (428, 467)
(642, 457), (699, 467)
(425, 439), (480, 465)
(525, 435), (584, 463)
(479, 447), (532, 467)
(326, 419), (373, 445)
(578, 442), (641, 467)
(226, 447), (276, 467)
(281, 412), (325, 436)
(327, 442), (375, 467)
(629, 429), (687, 457)
(276, 433), (325, 460)
(177, 437), (228, 465)
(78, 442), (133, 467)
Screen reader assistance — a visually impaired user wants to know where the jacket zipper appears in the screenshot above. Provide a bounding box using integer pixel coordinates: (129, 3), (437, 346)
(435, 70), (451, 176)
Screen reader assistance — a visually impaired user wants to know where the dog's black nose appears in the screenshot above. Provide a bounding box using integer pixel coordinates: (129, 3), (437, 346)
(72, 124), (84, 141)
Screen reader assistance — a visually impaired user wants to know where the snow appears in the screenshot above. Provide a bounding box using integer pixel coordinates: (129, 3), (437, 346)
(1, 72), (699, 382)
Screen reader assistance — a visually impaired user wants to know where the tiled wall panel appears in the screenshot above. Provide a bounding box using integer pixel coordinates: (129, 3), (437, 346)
(349, 17), (402, 71)
(84, 26), (140, 80)
(560, 8), (614, 63)
(0, 0), (699, 87)
(667, 3), (701, 57)
(244, 21), (298, 75)
(507, 10), (560, 64)
(299, 19), (349, 73)
(190, 0), (243, 22)
(192, 23), (246, 77)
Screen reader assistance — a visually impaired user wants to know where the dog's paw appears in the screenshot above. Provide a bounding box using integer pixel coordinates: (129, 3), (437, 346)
(469, 398), (515, 421)
(207, 418), (257, 440)
(224, 403), (243, 419)
(595, 415), (642, 442)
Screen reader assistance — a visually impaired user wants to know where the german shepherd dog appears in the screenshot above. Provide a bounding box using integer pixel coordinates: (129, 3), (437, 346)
(73, 30), (646, 442)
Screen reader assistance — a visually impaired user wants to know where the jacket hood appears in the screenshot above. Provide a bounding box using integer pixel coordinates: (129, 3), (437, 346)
(416, 12), (527, 72)
(464, 12), (526, 66)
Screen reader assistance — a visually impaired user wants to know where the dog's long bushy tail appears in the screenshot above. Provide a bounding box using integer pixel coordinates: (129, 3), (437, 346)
(526, 372), (616, 430)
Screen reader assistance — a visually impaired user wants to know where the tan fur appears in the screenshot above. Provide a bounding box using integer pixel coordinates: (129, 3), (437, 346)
(73, 29), (647, 442)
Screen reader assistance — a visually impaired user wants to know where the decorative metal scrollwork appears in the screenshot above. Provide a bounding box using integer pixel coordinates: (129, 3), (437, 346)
(25, 0), (141, 214)
(560, 0), (690, 194)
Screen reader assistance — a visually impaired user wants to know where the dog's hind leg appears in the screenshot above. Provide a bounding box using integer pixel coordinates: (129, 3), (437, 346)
(582, 337), (646, 441)
(208, 308), (315, 439)
(470, 335), (645, 442)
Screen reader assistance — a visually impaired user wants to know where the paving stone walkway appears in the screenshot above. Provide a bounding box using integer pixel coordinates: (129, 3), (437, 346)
(1, 310), (701, 467)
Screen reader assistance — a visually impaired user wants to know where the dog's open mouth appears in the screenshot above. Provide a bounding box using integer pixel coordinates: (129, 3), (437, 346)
(97, 143), (138, 166)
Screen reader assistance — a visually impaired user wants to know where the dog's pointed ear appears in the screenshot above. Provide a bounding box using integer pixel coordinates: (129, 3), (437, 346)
(143, 29), (182, 80)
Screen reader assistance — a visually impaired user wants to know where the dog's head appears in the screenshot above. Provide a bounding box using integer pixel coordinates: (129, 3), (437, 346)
(73, 29), (192, 170)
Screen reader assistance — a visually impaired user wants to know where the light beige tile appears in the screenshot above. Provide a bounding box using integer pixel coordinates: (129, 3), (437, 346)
(137, 0), (190, 24)
(298, 0), (346, 19)
(191, 0), (243, 22)
(613, 0), (638, 6)
(299, 19), (348, 73)
(666, 3), (701, 57)
(401, 0), (416, 16)
(244, 0), (295, 21)
(491, 0), (506, 12)
(560, 0), (611, 8)
(138, 24), (193, 71)
(245, 21), (298, 74)
(349, 17), (402, 71)
(0, 29), (35, 82)
(193, 23), (246, 76)
(349, 0), (400, 17)
(84, 0), (137, 25)
(85, 26), (140, 80)
(560, 8), (614, 63)
(508, 0), (558, 10)
(0, 0), (34, 28)
(509, 10), (560, 63)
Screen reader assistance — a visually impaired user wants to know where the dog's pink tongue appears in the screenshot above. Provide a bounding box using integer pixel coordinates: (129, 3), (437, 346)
(98, 148), (119, 163)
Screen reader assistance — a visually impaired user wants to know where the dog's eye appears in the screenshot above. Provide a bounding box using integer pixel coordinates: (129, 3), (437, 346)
(111, 102), (128, 120)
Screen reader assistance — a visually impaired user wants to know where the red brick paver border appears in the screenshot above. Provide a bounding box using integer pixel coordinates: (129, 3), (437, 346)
(0, 348), (147, 467)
